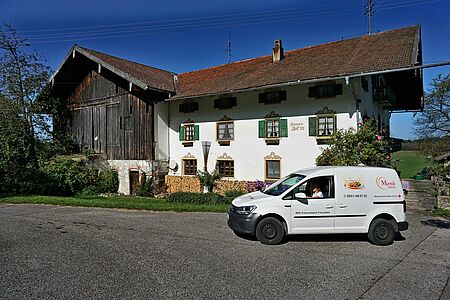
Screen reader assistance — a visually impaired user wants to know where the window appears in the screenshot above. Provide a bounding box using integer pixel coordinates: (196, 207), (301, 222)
(266, 119), (280, 138)
(265, 160), (281, 180)
(217, 160), (234, 177)
(214, 97), (237, 110)
(264, 174), (305, 196)
(183, 159), (197, 175)
(259, 90), (287, 104)
(290, 176), (334, 199)
(317, 116), (335, 136)
(217, 121), (234, 141)
(179, 102), (199, 113)
(309, 84), (343, 98)
(309, 106), (337, 140)
(184, 124), (195, 141)
(179, 124), (199, 142)
(258, 113), (288, 140)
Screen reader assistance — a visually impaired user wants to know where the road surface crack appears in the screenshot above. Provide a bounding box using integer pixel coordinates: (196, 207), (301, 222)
(357, 227), (437, 299)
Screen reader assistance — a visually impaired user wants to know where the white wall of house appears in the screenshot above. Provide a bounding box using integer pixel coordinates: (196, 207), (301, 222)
(166, 78), (368, 181)
(154, 101), (170, 160)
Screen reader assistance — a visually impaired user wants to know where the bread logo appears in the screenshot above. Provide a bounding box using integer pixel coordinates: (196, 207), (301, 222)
(376, 176), (396, 189)
(344, 176), (364, 190)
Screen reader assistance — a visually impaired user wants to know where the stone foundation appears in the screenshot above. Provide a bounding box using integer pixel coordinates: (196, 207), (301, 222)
(108, 160), (152, 195)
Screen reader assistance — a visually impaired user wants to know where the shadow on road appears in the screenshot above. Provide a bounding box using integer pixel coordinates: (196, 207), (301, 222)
(235, 232), (406, 244)
(421, 219), (450, 229)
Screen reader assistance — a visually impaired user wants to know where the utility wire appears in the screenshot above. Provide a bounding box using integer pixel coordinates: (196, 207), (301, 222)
(19, 0), (445, 44)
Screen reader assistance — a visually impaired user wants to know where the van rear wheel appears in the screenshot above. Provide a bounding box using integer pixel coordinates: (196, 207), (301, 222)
(256, 217), (285, 245)
(368, 218), (395, 246)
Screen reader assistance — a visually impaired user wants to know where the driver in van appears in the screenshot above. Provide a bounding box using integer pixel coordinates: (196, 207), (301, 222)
(311, 183), (323, 198)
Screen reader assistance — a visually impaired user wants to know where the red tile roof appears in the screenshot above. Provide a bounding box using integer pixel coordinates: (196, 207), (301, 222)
(172, 25), (420, 99)
(79, 47), (176, 92)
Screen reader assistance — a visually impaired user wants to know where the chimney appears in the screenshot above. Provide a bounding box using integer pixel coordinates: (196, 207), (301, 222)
(272, 39), (284, 62)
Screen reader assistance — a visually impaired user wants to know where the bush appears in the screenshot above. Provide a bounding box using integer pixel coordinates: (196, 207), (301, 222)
(96, 168), (119, 193)
(224, 189), (245, 198)
(197, 170), (221, 193)
(316, 119), (390, 167)
(167, 192), (232, 205)
(39, 156), (98, 196)
(136, 176), (154, 197)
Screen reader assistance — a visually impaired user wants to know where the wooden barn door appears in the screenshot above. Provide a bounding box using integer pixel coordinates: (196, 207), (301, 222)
(129, 171), (140, 195)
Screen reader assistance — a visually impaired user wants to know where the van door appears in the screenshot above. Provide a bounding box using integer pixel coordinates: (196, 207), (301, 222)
(288, 176), (336, 234)
(334, 169), (371, 233)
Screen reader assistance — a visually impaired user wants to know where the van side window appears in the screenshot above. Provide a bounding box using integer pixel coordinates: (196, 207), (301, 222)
(284, 176), (334, 199)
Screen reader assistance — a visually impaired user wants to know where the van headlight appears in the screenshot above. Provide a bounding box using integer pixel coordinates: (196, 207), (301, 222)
(234, 205), (257, 215)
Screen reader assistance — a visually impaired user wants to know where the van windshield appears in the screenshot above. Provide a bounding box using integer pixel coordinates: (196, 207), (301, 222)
(263, 174), (306, 196)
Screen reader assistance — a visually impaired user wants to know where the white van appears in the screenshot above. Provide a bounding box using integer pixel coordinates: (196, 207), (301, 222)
(227, 166), (408, 246)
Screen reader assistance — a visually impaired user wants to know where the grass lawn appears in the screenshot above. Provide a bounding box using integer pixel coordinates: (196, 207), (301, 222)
(392, 150), (434, 179)
(432, 207), (450, 219)
(0, 195), (229, 213)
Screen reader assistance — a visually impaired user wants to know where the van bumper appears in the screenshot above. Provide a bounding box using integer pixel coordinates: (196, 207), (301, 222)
(397, 221), (409, 231)
(227, 209), (259, 235)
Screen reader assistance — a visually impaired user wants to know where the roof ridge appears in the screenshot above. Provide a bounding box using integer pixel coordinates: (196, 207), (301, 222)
(77, 46), (177, 75)
(177, 25), (420, 77)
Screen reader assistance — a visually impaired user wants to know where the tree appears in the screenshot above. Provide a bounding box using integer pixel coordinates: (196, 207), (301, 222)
(0, 23), (52, 167)
(414, 74), (450, 138)
(316, 120), (390, 167)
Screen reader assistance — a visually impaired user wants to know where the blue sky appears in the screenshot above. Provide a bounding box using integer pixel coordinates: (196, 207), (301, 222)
(1, 0), (449, 139)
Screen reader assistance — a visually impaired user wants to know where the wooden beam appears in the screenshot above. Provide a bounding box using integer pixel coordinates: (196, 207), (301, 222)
(129, 82), (133, 92)
(98, 64), (102, 73)
(72, 50), (76, 59)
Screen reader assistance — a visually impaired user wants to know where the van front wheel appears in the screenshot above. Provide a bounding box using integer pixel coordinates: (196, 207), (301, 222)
(256, 217), (285, 245)
(368, 218), (395, 246)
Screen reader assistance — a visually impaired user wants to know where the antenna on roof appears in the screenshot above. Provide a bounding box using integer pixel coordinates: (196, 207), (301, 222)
(227, 31), (232, 64)
(365, 0), (375, 35)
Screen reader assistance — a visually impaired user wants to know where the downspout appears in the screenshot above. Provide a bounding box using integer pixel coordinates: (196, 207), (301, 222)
(345, 76), (362, 130)
(167, 94), (171, 167)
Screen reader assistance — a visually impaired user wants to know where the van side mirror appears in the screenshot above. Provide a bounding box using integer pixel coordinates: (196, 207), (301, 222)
(295, 192), (307, 199)
(295, 193), (309, 204)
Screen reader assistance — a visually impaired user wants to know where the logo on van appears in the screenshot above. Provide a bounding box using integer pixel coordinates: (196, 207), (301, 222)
(344, 176), (364, 190)
(376, 176), (396, 189)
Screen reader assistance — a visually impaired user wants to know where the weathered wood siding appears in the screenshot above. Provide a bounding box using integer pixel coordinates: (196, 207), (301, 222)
(67, 69), (155, 160)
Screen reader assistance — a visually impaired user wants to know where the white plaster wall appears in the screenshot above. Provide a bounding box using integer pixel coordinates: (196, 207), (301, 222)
(154, 101), (170, 160)
(108, 160), (152, 194)
(168, 79), (361, 181)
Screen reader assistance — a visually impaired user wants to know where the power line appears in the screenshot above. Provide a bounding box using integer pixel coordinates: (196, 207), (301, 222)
(18, 0), (444, 44)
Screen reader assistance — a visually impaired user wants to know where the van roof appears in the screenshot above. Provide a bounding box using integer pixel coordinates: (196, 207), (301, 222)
(292, 166), (395, 177)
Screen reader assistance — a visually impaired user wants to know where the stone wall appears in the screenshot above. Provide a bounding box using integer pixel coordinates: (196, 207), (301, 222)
(403, 179), (436, 211)
(438, 196), (450, 210)
(165, 175), (247, 195)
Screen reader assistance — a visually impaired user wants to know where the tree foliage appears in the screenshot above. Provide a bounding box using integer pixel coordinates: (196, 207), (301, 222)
(414, 74), (450, 138)
(316, 120), (390, 167)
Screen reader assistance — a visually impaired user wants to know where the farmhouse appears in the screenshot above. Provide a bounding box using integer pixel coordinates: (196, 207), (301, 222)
(46, 25), (423, 194)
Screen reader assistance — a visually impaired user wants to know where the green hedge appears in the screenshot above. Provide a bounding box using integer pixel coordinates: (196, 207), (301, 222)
(167, 192), (234, 205)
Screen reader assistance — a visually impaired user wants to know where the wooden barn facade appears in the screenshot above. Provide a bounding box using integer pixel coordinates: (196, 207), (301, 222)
(48, 46), (175, 194)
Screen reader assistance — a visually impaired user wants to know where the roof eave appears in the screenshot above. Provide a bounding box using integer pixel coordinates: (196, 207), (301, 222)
(167, 61), (450, 102)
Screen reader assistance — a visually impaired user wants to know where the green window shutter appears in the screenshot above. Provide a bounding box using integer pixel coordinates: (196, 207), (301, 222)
(280, 118), (288, 137)
(258, 120), (266, 138)
(333, 115), (337, 134)
(308, 117), (317, 136)
(179, 125), (184, 141)
(194, 125), (200, 140)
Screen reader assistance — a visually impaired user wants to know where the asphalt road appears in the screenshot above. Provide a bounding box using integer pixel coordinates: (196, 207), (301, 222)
(0, 204), (449, 300)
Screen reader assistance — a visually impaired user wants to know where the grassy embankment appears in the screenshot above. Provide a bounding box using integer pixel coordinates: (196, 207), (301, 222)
(0, 195), (229, 213)
(391, 150), (435, 179)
